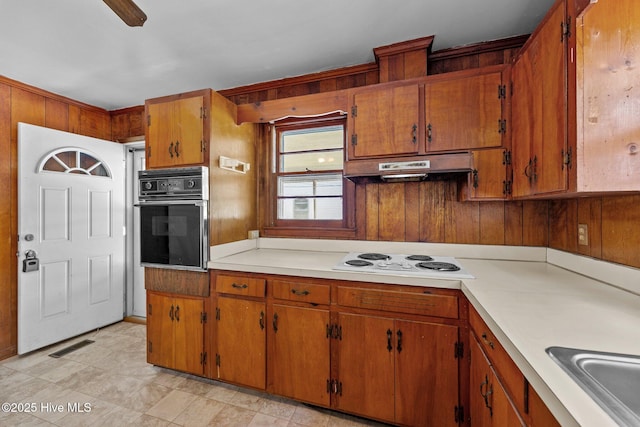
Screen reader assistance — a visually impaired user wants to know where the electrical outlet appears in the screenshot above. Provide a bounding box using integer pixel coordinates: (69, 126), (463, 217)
(578, 223), (589, 246)
(248, 230), (259, 239)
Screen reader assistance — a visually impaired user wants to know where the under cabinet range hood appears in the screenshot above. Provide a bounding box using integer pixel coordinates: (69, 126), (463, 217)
(343, 153), (473, 182)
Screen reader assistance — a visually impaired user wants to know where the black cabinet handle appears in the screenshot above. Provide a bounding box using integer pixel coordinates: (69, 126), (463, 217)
(231, 283), (248, 289)
(259, 311), (265, 330)
(175, 305), (180, 322)
(387, 329), (393, 352)
(480, 374), (493, 415)
(273, 313), (279, 333)
(168, 142), (174, 158)
(397, 329), (403, 353)
(411, 124), (417, 143)
(169, 305), (174, 321)
(291, 289), (310, 296)
(175, 140), (180, 157)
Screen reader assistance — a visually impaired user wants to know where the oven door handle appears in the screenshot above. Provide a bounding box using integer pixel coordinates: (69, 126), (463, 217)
(136, 200), (207, 206)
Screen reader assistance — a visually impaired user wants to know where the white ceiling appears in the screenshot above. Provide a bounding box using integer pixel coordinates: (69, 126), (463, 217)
(0, 0), (554, 110)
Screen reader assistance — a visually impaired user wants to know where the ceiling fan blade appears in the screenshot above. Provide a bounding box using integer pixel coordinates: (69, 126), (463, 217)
(103, 0), (147, 27)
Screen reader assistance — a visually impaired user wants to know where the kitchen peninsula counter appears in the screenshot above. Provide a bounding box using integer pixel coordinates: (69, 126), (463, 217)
(209, 238), (640, 427)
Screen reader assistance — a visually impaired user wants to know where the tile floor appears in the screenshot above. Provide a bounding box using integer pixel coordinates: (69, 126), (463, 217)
(0, 321), (388, 426)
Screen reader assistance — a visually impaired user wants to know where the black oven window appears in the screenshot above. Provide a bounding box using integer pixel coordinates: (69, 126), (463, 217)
(140, 204), (203, 268)
(151, 216), (188, 237)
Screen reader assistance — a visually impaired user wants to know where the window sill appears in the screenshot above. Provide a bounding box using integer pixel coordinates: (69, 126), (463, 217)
(262, 226), (357, 240)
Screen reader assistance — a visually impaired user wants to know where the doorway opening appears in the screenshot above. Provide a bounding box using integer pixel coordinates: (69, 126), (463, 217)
(125, 142), (146, 319)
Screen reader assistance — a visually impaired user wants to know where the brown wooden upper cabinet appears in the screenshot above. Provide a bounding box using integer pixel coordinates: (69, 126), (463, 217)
(512, 0), (640, 197)
(348, 83), (420, 159)
(425, 67), (506, 152)
(145, 89), (209, 169)
(511, 0), (568, 198)
(346, 65), (508, 163)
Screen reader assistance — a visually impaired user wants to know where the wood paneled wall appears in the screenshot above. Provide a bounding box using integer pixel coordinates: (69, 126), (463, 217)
(549, 196), (640, 268)
(356, 180), (549, 247)
(110, 105), (145, 141)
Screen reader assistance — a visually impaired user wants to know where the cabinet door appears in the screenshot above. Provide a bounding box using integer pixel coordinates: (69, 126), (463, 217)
(173, 296), (205, 375)
(511, 46), (537, 198)
(217, 297), (266, 389)
(534, 0), (568, 194)
(146, 292), (175, 368)
(146, 101), (175, 169)
(426, 71), (504, 152)
(470, 334), (525, 427)
(270, 304), (330, 406)
(466, 149), (510, 200)
(146, 95), (205, 168)
(350, 84), (420, 158)
(491, 366), (526, 427)
(335, 313), (395, 423)
(395, 320), (459, 427)
(512, 0), (567, 197)
(470, 335), (493, 427)
(172, 96), (205, 166)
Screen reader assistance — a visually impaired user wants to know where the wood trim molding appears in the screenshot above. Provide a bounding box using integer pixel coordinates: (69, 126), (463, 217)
(0, 75), (108, 114)
(373, 35), (435, 60)
(236, 89), (349, 124)
(219, 63), (378, 98)
(429, 35), (530, 61)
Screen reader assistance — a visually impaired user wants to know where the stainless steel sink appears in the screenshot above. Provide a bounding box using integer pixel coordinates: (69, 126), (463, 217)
(547, 346), (640, 427)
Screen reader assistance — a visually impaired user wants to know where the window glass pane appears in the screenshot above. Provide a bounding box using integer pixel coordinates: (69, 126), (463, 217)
(278, 197), (342, 220)
(278, 174), (342, 197)
(281, 150), (343, 173)
(281, 126), (343, 153)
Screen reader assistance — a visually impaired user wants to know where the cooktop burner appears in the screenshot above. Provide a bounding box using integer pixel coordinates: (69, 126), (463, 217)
(406, 255), (433, 261)
(333, 252), (474, 279)
(358, 253), (391, 261)
(416, 261), (460, 272)
(346, 259), (374, 267)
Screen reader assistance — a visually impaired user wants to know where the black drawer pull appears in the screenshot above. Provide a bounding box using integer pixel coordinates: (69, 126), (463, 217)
(291, 289), (310, 296)
(231, 283), (248, 289)
(481, 332), (495, 349)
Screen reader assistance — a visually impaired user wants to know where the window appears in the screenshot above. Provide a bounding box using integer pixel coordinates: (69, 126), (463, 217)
(39, 148), (111, 177)
(270, 115), (353, 232)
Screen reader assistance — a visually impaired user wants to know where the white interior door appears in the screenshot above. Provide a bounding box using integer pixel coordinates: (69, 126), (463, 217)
(18, 123), (126, 354)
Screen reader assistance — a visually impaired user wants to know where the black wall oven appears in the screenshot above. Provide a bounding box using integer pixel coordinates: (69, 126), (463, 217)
(138, 167), (209, 271)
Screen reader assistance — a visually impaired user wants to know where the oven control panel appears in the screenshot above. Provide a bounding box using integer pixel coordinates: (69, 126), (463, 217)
(138, 167), (209, 200)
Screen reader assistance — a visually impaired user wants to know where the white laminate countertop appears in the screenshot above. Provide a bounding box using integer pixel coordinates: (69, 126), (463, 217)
(209, 238), (640, 427)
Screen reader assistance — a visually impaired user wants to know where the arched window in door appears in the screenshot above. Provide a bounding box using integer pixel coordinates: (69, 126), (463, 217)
(38, 148), (111, 177)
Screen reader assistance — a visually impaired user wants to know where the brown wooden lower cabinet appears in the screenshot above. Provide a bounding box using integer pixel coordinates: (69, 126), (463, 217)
(163, 270), (562, 427)
(469, 306), (560, 427)
(470, 332), (525, 427)
(269, 304), (330, 406)
(215, 296), (266, 389)
(336, 313), (460, 426)
(214, 273), (267, 390)
(211, 270), (467, 427)
(335, 313), (396, 422)
(146, 290), (206, 376)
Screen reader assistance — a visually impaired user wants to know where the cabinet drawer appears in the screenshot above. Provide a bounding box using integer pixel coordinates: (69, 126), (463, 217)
(469, 307), (525, 414)
(271, 280), (330, 305)
(336, 286), (458, 319)
(216, 274), (265, 297)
